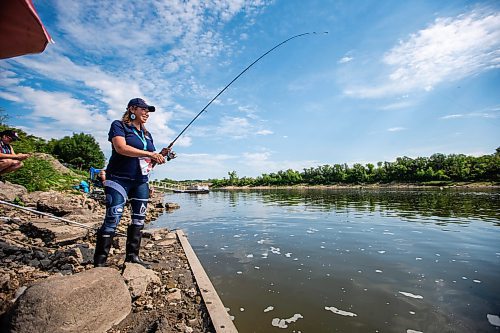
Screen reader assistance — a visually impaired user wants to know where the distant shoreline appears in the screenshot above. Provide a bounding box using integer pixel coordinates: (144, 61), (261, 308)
(215, 182), (500, 190)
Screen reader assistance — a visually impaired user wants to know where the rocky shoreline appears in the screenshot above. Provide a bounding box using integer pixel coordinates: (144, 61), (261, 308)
(0, 181), (214, 333)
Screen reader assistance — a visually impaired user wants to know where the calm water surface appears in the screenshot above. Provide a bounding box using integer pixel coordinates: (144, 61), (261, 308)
(153, 189), (500, 333)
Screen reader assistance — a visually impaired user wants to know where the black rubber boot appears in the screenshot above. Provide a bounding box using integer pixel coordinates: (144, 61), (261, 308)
(94, 231), (114, 267)
(125, 225), (151, 269)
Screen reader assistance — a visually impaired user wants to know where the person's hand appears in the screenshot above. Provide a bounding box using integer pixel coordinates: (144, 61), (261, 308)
(160, 147), (176, 161)
(18, 153), (30, 160)
(150, 152), (166, 164)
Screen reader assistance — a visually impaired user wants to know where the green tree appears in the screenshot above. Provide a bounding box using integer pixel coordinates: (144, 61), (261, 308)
(228, 170), (238, 185)
(52, 132), (105, 170)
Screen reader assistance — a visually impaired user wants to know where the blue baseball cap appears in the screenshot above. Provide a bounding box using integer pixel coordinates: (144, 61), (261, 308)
(127, 98), (155, 112)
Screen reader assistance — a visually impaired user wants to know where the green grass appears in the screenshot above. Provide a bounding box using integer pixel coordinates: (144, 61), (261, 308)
(3, 157), (86, 192)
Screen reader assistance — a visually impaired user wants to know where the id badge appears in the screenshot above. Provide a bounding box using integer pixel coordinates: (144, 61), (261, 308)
(138, 156), (153, 176)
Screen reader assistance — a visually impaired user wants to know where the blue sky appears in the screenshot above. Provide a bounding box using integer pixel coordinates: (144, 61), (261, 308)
(1, 0), (499, 181)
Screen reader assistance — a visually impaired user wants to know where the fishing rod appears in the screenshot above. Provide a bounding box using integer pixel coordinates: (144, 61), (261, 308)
(0, 199), (127, 237)
(161, 31), (328, 156)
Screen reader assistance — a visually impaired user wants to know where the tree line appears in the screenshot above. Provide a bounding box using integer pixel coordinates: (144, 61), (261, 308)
(209, 150), (500, 187)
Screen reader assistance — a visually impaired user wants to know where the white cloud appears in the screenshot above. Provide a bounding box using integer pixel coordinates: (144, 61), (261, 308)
(440, 114), (463, 119)
(338, 56), (353, 64)
(345, 7), (500, 98)
(256, 129), (273, 135)
(387, 127), (406, 132)
(378, 100), (414, 110)
(237, 150), (320, 177)
(217, 116), (252, 138)
(440, 112), (498, 120)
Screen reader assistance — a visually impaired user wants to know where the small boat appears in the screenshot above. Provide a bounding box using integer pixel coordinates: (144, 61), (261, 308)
(173, 185), (210, 194)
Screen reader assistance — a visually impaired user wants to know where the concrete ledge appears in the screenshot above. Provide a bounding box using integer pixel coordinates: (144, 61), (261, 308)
(176, 230), (238, 333)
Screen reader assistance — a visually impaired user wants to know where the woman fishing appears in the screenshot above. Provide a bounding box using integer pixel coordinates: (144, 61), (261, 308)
(94, 98), (174, 268)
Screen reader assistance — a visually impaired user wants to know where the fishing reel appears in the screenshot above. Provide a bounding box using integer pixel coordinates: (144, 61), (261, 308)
(166, 150), (176, 161)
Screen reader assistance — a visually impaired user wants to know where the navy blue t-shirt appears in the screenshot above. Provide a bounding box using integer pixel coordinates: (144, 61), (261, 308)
(106, 120), (156, 181)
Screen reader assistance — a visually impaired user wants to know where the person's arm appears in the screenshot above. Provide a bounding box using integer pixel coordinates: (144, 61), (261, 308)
(0, 146), (29, 160)
(111, 136), (165, 164)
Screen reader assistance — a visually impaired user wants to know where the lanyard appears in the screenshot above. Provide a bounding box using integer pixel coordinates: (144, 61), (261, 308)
(132, 128), (148, 151)
(0, 141), (11, 154)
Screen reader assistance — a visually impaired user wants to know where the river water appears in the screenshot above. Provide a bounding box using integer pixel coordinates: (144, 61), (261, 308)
(154, 188), (500, 333)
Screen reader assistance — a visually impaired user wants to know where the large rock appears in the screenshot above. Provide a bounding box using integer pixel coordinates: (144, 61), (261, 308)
(122, 263), (161, 298)
(19, 218), (92, 245)
(8, 267), (131, 333)
(0, 182), (28, 202)
(33, 191), (80, 216)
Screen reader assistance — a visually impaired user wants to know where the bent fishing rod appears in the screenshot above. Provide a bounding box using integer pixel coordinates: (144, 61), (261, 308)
(0, 199), (127, 237)
(161, 31), (328, 156)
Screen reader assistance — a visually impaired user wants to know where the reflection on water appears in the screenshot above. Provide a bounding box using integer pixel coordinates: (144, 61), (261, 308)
(253, 188), (499, 224)
(154, 189), (500, 333)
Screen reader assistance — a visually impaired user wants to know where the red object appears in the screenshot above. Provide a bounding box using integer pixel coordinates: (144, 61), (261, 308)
(0, 0), (53, 59)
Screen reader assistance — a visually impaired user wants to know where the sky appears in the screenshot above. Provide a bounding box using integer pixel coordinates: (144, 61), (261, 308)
(1, 0), (499, 181)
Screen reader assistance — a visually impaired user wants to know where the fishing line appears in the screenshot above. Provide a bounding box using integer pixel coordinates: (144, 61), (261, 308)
(0, 199), (127, 237)
(163, 31), (328, 152)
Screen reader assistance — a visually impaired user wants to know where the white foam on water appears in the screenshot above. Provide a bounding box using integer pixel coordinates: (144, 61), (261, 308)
(236, 271), (242, 275)
(462, 276), (468, 280)
(271, 247), (281, 255)
(254, 266), (260, 269)
(383, 232), (395, 235)
(271, 314), (304, 328)
(472, 279), (481, 283)
(416, 257), (422, 260)
(246, 254), (254, 258)
(324, 306), (357, 317)
(240, 308), (245, 312)
(409, 311), (416, 315)
(293, 258), (298, 261)
(320, 246), (325, 249)
(407, 330), (423, 333)
(264, 306), (274, 312)
(375, 270), (383, 273)
(378, 250), (386, 254)
(285, 253), (292, 257)
(399, 291), (423, 299)
(234, 234), (241, 238)
(262, 253), (268, 258)
(487, 314), (500, 326)
(257, 239), (265, 244)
